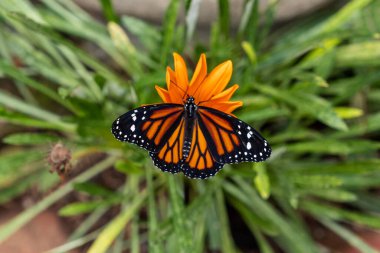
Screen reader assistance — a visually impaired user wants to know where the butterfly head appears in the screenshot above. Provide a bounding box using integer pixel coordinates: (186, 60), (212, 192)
(186, 96), (195, 103)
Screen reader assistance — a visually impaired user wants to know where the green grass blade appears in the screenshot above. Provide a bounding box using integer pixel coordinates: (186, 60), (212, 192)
(0, 108), (69, 131)
(298, 188), (357, 203)
(302, 201), (380, 229)
(99, 0), (119, 23)
(255, 85), (348, 131)
(319, 218), (378, 253)
(193, 213), (207, 253)
(336, 41), (380, 67)
(0, 150), (43, 187)
(69, 207), (109, 240)
(225, 178), (319, 253)
(0, 91), (76, 132)
(4, 11), (129, 90)
(59, 201), (107, 217)
(287, 140), (380, 155)
(215, 189), (236, 253)
(253, 163), (271, 199)
(45, 229), (100, 253)
(0, 156), (117, 243)
(185, 0), (202, 43)
(316, 0), (373, 36)
(130, 216), (140, 253)
(58, 45), (103, 102)
(121, 15), (161, 54)
(251, 227), (275, 253)
(3, 133), (59, 145)
(87, 189), (147, 253)
(238, 0), (259, 44)
(146, 167), (163, 253)
(218, 0), (229, 38)
(167, 176), (192, 252)
(257, 0), (277, 50)
(160, 0), (180, 65)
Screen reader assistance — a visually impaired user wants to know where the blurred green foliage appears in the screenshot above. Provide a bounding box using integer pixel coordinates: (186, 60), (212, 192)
(0, 0), (380, 252)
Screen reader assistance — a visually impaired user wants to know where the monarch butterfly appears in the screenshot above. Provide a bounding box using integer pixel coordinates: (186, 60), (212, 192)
(112, 53), (271, 179)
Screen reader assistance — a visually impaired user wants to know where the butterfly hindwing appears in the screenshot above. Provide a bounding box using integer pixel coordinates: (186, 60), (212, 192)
(149, 117), (185, 174)
(182, 120), (224, 179)
(197, 106), (271, 164)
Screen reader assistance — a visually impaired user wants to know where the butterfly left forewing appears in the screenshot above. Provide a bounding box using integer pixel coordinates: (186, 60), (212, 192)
(113, 103), (185, 174)
(112, 104), (183, 152)
(197, 106), (271, 164)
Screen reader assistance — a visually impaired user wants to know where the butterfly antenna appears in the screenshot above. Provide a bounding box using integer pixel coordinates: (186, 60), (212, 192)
(191, 81), (212, 105)
(170, 80), (188, 99)
(191, 79), (205, 101)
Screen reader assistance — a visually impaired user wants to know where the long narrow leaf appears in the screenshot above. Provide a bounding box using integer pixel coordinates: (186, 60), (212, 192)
(87, 189), (147, 253)
(0, 156), (117, 243)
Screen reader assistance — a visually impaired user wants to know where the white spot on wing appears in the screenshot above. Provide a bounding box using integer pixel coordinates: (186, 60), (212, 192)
(130, 124), (135, 132)
(247, 142), (251, 150)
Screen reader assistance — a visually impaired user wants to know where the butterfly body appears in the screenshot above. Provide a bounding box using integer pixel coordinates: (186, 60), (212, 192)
(183, 96), (197, 160)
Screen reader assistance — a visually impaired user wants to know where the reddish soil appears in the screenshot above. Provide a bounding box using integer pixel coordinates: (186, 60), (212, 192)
(0, 209), (76, 253)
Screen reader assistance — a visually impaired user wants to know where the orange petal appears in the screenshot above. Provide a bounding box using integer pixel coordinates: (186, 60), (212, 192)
(166, 67), (183, 104)
(188, 54), (207, 95)
(209, 84), (239, 102)
(173, 53), (189, 93)
(195, 60), (232, 102)
(166, 67), (176, 90)
(202, 101), (243, 114)
(223, 101), (243, 113)
(155, 85), (171, 103)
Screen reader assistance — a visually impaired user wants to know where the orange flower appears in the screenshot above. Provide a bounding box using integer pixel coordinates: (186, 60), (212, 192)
(155, 53), (243, 114)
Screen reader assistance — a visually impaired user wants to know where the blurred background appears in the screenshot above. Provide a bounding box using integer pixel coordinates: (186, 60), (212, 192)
(1, 0), (380, 252)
